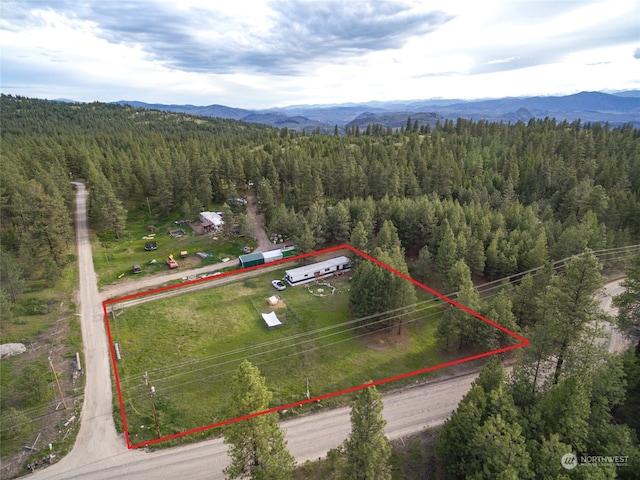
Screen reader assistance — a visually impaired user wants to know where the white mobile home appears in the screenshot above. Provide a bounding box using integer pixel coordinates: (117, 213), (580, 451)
(284, 256), (352, 286)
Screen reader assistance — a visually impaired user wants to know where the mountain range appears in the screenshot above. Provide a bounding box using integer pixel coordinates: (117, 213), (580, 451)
(116, 91), (640, 132)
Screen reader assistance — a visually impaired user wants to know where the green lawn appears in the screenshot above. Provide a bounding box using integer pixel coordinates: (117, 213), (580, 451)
(110, 265), (445, 445)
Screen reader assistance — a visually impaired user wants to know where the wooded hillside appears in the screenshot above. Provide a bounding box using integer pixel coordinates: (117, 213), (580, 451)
(3, 94), (638, 291)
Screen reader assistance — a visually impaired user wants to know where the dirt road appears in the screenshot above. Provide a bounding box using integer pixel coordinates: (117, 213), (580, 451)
(33, 184), (144, 478)
(246, 190), (273, 252)
(598, 280), (633, 353)
(35, 370), (479, 480)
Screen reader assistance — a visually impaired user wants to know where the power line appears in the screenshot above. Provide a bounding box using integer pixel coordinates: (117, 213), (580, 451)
(120, 301), (440, 387)
(123, 307), (447, 403)
(118, 246), (639, 393)
(6, 246), (637, 434)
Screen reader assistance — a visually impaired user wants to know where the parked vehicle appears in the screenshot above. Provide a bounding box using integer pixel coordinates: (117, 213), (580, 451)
(166, 254), (178, 269)
(272, 279), (286, 291)
(132, 264), (142, 274)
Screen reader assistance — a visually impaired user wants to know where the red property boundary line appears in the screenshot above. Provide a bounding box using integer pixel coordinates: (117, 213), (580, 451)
(102, 244), (529, 449)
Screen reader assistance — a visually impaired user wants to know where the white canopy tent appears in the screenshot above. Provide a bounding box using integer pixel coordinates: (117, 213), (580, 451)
(261, 311), (282, 329)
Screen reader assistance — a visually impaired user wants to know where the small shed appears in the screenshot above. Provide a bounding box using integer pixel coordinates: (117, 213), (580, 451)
(239, 252), (265, 268)
(267, 295), (279, 306)
(262, 249), (283, 263)
(261, 312), (282, 329)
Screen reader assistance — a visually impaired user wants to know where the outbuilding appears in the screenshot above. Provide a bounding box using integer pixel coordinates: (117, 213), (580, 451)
(239, 252), (265, 268)
(262, 249), (283, 263)
(284, 256), (352, 286)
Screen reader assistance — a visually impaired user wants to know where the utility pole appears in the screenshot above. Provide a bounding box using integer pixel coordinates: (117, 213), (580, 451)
(48, 356), (68, 410)
(306, 377), (310, 400)
(143, 372), (161, 438)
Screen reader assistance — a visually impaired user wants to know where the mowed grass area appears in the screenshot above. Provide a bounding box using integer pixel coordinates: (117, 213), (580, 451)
(109, 263), (447, 446)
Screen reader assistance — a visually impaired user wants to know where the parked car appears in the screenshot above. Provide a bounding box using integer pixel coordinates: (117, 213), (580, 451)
(145, 241), (157, 251)
(271, 279), (286, 291)
(132, 264), (142, 274)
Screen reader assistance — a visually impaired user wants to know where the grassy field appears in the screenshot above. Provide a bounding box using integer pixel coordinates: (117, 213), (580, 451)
(93, 207), (255, 287)
(109, 263), (447, 446)
(0, 260), (84, 474)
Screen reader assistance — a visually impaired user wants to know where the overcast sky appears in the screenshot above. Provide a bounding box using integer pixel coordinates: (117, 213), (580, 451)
(1, 0), (638, 109)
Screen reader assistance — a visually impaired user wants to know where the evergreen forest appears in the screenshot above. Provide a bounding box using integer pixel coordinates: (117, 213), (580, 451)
(2, 94), (640, 478)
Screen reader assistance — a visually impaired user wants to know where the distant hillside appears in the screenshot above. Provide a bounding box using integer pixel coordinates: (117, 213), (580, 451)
(437, 91), (640, 114)
(115, 101), (252, 120)
(348, 111), (443, 129)
(264, 105), (389, 124)
(113, 91), (640, 130)
(240, 112), (328, 131)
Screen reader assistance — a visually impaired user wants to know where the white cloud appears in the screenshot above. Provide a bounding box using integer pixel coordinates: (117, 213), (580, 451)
(1, 0), (638, 107)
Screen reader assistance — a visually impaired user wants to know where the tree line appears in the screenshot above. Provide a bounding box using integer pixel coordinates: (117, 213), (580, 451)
(434, 252), (640, 479)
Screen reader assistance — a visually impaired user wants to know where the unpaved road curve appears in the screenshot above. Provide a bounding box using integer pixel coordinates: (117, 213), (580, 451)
(599, 280), (633, 353)
(34, 184), (632, 479)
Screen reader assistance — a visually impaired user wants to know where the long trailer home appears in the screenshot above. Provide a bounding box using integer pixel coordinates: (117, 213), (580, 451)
(284, 256), (352, 286)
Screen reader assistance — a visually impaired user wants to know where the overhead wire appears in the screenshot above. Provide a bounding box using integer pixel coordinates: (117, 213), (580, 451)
(6, 245), (638, 433)
(119, 245), (640, 395)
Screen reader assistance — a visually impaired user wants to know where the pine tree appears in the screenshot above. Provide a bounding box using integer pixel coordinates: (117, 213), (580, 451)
(444, 258), (473, 294)
(0, 248), (25, 302)
(328, 202), (351, 244)
(294, 218), (315, 255)
(465, 238), (486, 276)
(374, 220), (401, 252)
(23, 180), (73, 270)
(522, 231), (549, 270)
(435, 386), (486, 478)
(533, 374), (592, 452)
(468, 414), (533, 479)
(349, 221), (370, 258)
(435, 221), (457, 273)
(307, 203), (328, 246)
(413, 245), (433, 284)
(341, 384), (391, 480)
(257, 178), (276, 227)
(546, 251), (603, 383)
(223, 360), (295, 480)
(220, 203), (234, 237)
(349, 259), (387, 330)
(531, 434), (573, 480)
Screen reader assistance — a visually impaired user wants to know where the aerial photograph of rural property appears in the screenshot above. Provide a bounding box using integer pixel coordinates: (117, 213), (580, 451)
(1, 0), (639, 479)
